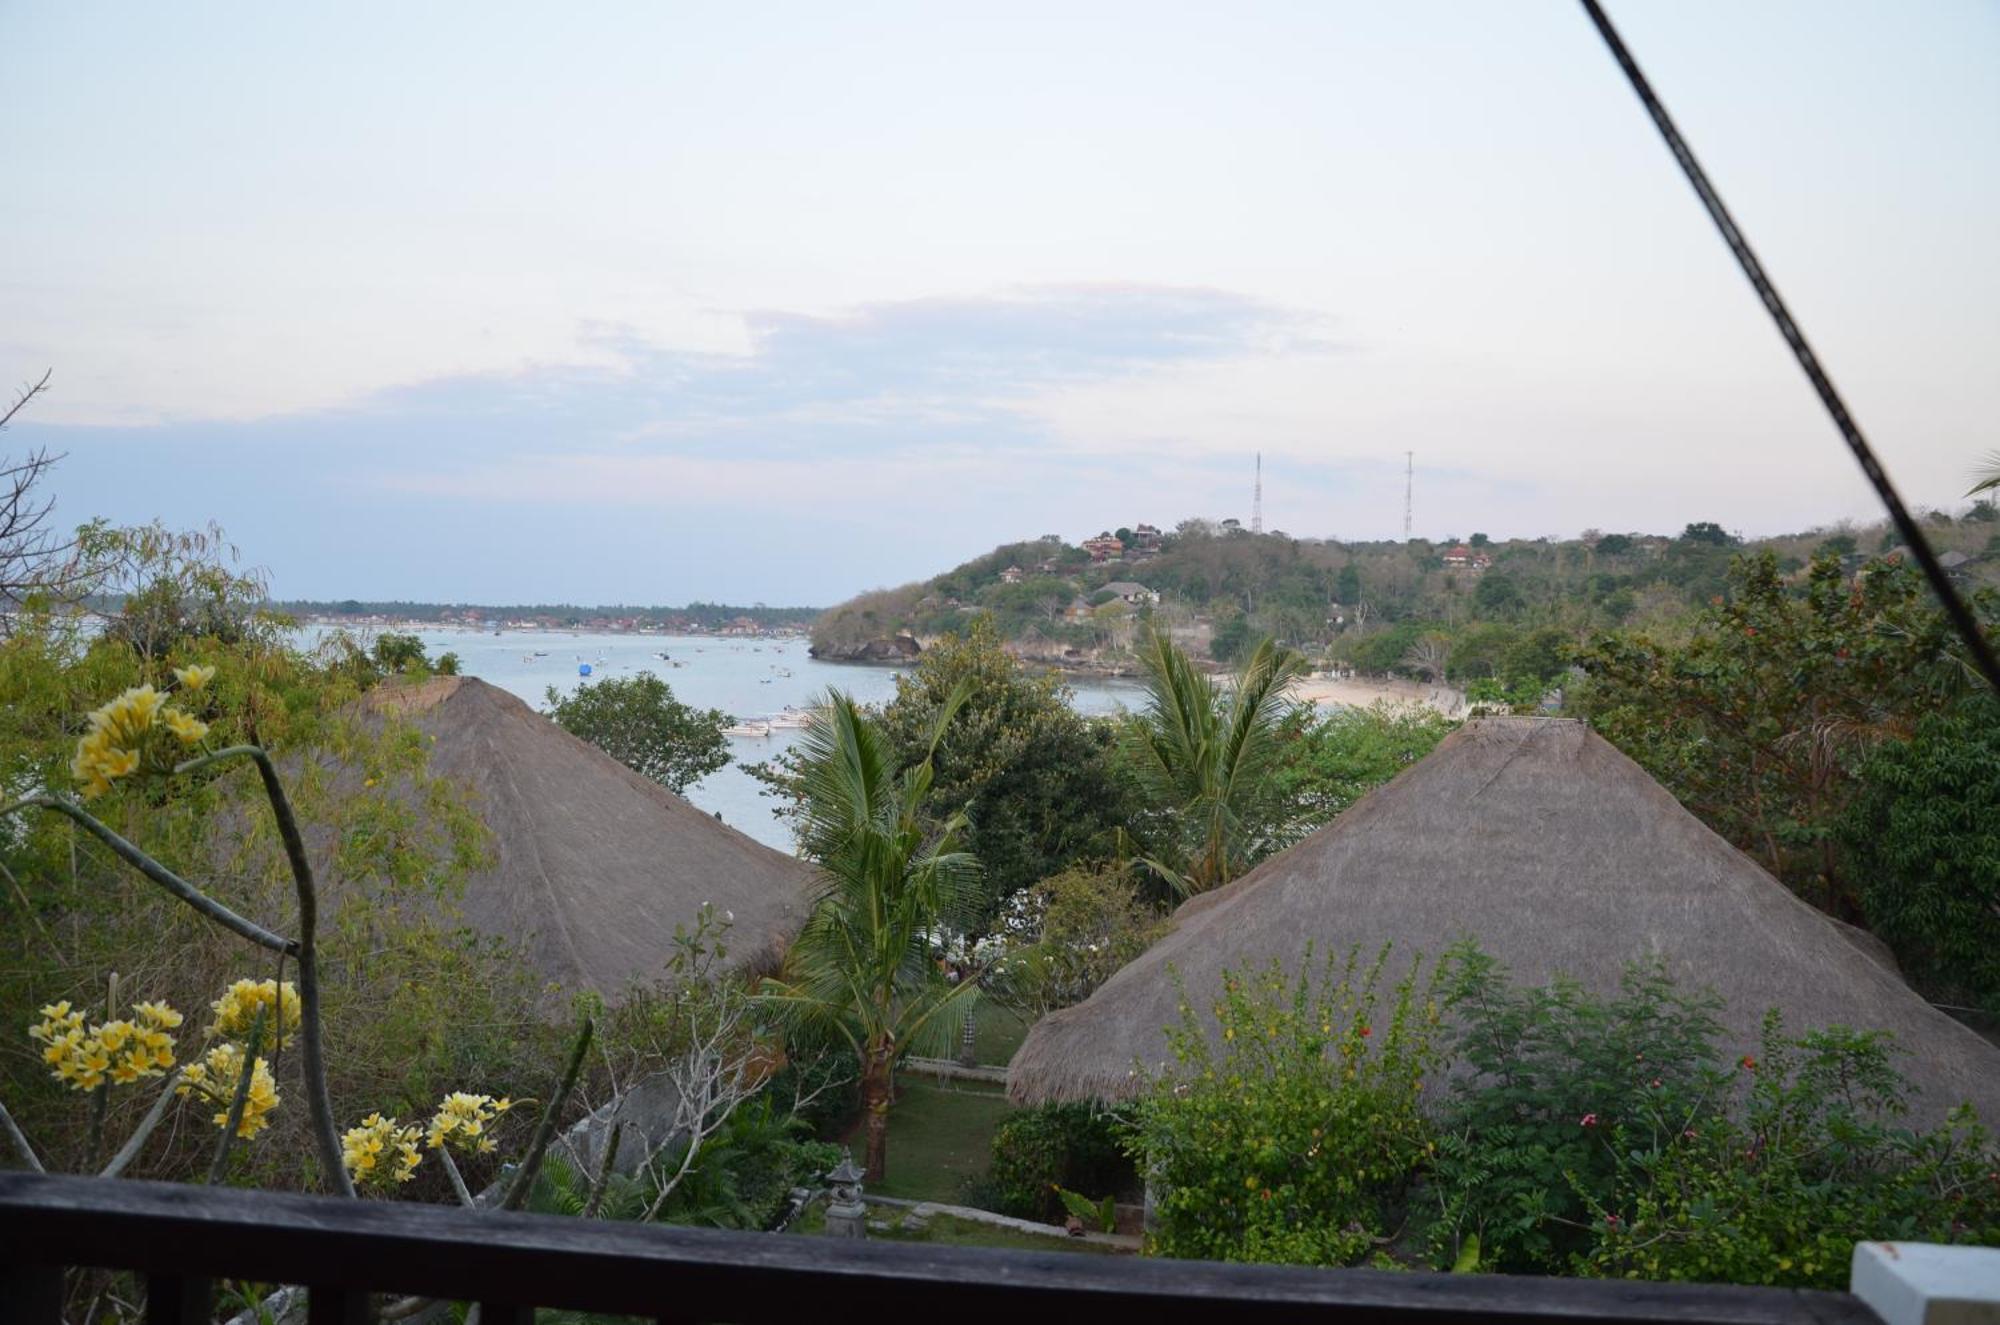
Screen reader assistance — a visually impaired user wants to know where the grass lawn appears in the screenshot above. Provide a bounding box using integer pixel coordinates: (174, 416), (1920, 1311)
(846, 1077), (1017, 1203)
(972, 1001), (1030, 1066)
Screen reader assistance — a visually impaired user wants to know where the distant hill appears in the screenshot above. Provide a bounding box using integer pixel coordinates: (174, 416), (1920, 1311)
(810, 511), (2000, 675)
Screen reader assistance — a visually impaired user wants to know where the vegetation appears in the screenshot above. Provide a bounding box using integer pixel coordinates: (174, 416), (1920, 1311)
(1573, 552), (1980, 919)
(1430, 951), (1997, 1285)
(1842, 691), (2000, 1017)
(989, 865), (1167, 1022)
(1110, 948), (1998, 1287)
(810, 510), (1999, 676)
(545, 672), (731, 792)
(1125, 948), (1445, 1267)
(871, 621), (1133, 927)
(981, 1102), (1132, 1223)
(1123, 631), (1310, 896)
(756, 690), (983, 1182)
(0, 531), (548, 1193)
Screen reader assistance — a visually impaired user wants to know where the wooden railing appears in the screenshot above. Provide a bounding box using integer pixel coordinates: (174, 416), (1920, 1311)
(0, 1171), (1880, 1324)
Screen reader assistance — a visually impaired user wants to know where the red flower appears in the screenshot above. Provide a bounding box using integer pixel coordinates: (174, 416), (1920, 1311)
(1740, 1055), (1757, 1072)
(1605, 1213), (1621, 1226)
(1744, 627), (1758, 637)
(1650, 1078), (1662, 1088)
(1682, 1129), (1699, 1141)
(1359, 1026), (1371, 1038)
(1580, 1113), (1599, 1127)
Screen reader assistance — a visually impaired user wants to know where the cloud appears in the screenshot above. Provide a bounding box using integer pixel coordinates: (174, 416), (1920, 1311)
(354, 283), (1337, 487)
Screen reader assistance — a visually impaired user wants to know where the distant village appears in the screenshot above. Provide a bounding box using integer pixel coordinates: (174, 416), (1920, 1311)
(280, 601), (816, 638)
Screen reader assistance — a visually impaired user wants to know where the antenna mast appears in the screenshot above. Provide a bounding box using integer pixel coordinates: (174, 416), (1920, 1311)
(1252, 452), (1264, 535)
(1403, 451), (1413, 538)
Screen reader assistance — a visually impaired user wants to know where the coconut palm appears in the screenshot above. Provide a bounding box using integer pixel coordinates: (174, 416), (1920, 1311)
(757, 687), (981, 1182)
(1125, 629), (1309, 897)
(1969, 450), (2000, 498)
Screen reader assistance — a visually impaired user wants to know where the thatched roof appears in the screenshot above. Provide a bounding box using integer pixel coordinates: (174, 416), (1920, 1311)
(1008, 717), (2000, 1126)
(368, 677), (811, 994)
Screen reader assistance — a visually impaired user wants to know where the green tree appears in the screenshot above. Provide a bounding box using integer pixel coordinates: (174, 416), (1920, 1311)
(544, 673), (730, 793)
(1594, 533), (1633, 557)
(757, 690), (982, 1181)
(1473, 572), (1524, 617)
(874, 620), (1130, 928)
(372, 632), (428, 673)
(1679, 521), (1736, 547)
(1573, 552), (1981, 917)
(1208, 614), (1252, 664)
(1271, 703), (1455, 835)
(1122, 630), (1308, 896)
(1843, 692), (2000, 1015)
(1336, 563), (1361, 604)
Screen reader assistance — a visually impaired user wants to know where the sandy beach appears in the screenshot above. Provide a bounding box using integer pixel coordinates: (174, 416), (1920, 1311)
(1292, 673), (1465, 715)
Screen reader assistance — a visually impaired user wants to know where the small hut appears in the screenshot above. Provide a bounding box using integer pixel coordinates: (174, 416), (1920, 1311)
(1008, 717), (2000, 1126)
(368, 677), (811, 994)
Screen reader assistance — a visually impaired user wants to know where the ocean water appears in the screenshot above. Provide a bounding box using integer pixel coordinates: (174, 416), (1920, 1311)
(368, 628), (1145, 853)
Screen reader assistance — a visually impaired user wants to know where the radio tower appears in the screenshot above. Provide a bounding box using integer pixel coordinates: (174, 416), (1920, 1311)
(1252, 452), (1264, 535)
(1403, 451), (1414, 539)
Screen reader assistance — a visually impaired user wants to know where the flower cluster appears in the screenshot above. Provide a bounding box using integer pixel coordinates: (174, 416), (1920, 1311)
(426, 1091), (511, 1154)
(178, 1042), (280, 1138)
(208, 979), (303, 1040)
(28, 999), (181, 1091)
(343, 1113), (423, 1188)
(69, 670), (215, 799)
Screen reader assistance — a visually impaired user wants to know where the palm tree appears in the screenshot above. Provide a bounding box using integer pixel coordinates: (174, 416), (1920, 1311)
(758, 687), (981, 1182)
(1125, 629), (1309, 897)
(1969, 450), (2000, 498)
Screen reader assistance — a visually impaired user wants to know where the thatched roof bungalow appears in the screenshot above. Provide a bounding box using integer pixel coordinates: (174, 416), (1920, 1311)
(1008, 717), (2000, 1126)
(369, 677), (811, 994)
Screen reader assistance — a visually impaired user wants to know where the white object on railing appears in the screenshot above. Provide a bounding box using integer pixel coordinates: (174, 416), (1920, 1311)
(1851, 1242), (2000, 1325)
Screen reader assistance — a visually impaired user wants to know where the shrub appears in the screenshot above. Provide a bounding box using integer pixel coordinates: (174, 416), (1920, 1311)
(1580, 1016), (2000, 1287)
(1842, 691), (2000, 1016)
(1430, 950), (2000, 1284)
(1126, 948), (1444, 1266)
(985, 1102), (1133, 1222)
(1427, 947), (1727, 1274)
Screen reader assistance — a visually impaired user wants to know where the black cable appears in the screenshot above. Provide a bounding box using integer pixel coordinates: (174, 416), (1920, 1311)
(1578, 0), (2000, 698)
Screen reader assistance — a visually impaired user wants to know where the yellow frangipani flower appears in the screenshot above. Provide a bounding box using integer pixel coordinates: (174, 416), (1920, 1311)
(426, 1091), (512, 1153)
(178, 1042), (280, 1138)
(343, 1112), (423, 1188)
(162, 708), (209, 745)
(172, 663), (216, 693)
(28, 997), (179, 1091)
(208, 978), (303, 1039)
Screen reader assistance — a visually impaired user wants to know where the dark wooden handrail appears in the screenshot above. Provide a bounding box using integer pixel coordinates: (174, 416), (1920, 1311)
(0, 1171), (1879, 1324)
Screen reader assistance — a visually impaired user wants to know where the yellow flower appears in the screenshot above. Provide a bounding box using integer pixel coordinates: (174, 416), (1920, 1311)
(208, 979), (303, 1039)
(162, 708), (209, 745)
(89, 686), (166, 743)
(343, 1112), (423, 1188)
(178, 1042), (280, 1138)
(71, 726), (140, 797)
(172, 664), (216, 693)
(426, 1091), (512, 1153)
(28, 997), (178, 1090)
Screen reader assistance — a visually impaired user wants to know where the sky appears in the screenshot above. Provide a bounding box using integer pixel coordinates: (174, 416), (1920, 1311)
(4, 1), (1997, 605)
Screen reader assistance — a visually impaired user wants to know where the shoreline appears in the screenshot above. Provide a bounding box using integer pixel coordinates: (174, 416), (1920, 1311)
(1291, 673), (1465, 716)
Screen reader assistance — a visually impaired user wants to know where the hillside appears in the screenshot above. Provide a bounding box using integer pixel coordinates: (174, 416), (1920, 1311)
(810, 510), (2000, 685)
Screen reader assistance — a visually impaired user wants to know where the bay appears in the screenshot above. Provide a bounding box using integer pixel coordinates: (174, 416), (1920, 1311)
(375, 628), (1145, 852)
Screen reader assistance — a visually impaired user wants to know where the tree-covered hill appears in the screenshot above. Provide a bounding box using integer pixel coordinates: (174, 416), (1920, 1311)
(810, 507), (2000, 692)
